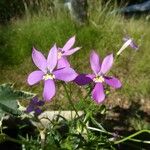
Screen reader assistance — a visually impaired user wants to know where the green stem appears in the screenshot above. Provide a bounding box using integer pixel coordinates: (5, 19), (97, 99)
(62, 83), (89, 135)
(62, 83), (80, 118)
(114, 129), (150, 144)
(87, 126), (112, 135)
(83, 86), (93, 101)
(87, 126), (150, 144)
(0, 133), (28, 145)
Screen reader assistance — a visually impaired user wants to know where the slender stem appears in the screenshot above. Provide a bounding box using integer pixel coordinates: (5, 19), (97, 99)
(83, 86), (93, 101)
(128, 138), (150, 144)
(0, 133), (28, 145)
(40, 130), (46, 150)
(87, 126), (112, 135)
(114, 130), (150, 144)
(62, 83), (80, 118)
(87, 126), (150, 144)
(62, 83), (89, 134)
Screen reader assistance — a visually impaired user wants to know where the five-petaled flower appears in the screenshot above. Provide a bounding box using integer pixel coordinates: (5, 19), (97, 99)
(57, 36), (80, 69)
(26, 97), (45, 116)
(74, 51), (122, 103)
(27, 45), (78, 101)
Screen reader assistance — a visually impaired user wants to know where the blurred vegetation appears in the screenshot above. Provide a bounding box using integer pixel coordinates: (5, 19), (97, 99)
(0, 0), (24, 23)
(0, 0), (55, 23)
(0, 0), (149, 108)
(0, 0), (146, 23)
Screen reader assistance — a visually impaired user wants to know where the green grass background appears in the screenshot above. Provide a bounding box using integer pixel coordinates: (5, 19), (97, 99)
(0, 1), (149, 109)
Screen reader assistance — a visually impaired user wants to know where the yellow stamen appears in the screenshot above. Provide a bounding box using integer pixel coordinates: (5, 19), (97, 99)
(93, 76), (104, 83)
(43, 74), (55, 80)
(58, 52), (62, 59)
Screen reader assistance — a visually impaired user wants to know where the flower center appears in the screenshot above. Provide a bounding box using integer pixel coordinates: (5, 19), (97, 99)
(93, 76), (104, 83)
(58, 51), (62, 59)
(43, 73), (55, 80)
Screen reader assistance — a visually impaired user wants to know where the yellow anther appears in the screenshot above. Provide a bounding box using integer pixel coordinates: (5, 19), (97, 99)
(93, 76), (104, 83)
(58, 52), (62, 59)
(43, 74), (55, 80)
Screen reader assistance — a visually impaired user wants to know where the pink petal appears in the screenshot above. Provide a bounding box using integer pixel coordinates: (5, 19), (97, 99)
(32, 48), (47, 73)
(63, 47), (81, 56)
(74, 74), (94, 85)
(43, 79), (56, 101)
(27, 70), (44, 85)
(130, 41), (139, 50)
(90, 51), (101, 74)
(105, 76), (122, 88)
(100, 54), (113, 75)
(57, 56), (70, 69)
(62, 36), (75, 52)
(123, 36), (139, 50)
(86, 74), (95, 80)
(92, 83), (105, 103)
(53, 67), (78, 82)
(47, 44), (58, 72)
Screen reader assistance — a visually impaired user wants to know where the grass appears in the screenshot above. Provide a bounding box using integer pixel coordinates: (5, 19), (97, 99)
(0, 3), (150, 149)
(0, 2), (150, 110)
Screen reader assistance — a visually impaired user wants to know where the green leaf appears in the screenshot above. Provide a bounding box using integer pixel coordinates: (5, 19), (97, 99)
(0, 83), (35, 118)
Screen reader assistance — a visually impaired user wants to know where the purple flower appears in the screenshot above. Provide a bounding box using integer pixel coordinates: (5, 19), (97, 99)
(26, 97), (45, 116)
(117, 36), (139, 55)
(57, 36), (81, 69)
(123, 36), (139, 50)
(74, 51), (121, 103)
(27, 45), (78, 101)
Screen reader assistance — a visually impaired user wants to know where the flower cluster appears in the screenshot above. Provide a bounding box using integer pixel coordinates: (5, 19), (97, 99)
(27, 36), (79, 101)
(27, 35), (138, 107)
(74, 51), (121, 103)
(26, 97), (45, 116)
